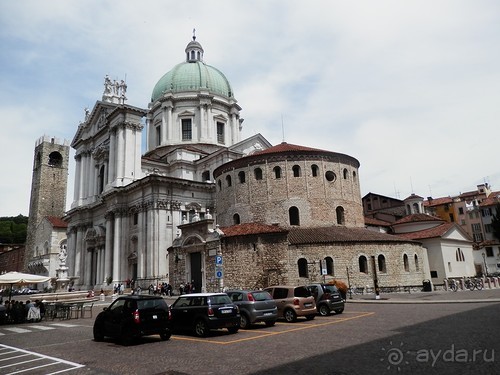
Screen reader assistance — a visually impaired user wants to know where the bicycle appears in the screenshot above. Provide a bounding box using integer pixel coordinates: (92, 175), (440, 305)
(464, 278), (483, 291)
(447, 279), (458, 292)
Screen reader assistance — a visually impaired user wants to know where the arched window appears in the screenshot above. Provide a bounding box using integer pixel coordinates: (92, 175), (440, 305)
(311, 164), (319, 177)
(254, 168), (263, 180)
(403, 254), (409, 272)
(48, 151), (63, 167)
(273, 166), (281, 179)
(292, 165), (301, 177)
(98, 165), (105, 194)
(359, 256), (368, 274)
(343, 168), (348, 179)
(336, 206), (345, 225)
(217, 180), (222, 190)
(289, 206), (300, 226)
(238, 171), (246, 183)
(412, 203), (420, 213)
(226, 175), (232, 187)
(456, 248), (465, 262)
(414, 254), (419, 271)
(202, 170), (211, 182)
(298, 258), (308, 278)
(378, 254), (386, 273)
(353, 171), (357, 180)
(233, 214), (240, 225)
(324, 257), (334, 276)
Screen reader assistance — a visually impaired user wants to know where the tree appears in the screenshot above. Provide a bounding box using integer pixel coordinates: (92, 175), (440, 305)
(491, 203), (500, 241)
(0, 215), (28, 244)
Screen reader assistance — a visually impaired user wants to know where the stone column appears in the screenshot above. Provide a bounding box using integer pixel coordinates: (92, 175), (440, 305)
(73, 154), (82, 204)
(104, 214), (113, 283)
(108, 129), (116, 185)
(113, 215), (122, 282)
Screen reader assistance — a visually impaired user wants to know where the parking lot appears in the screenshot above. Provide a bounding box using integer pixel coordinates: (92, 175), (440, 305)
(169, 310), (374, 345)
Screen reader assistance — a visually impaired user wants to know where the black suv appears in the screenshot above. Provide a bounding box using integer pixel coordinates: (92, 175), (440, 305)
(306, 283), (345, 316)
(170, 293), (240, 337)
(93, 295), (172, 344)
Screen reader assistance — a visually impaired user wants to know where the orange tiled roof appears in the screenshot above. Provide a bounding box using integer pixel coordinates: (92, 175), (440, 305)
(364, 217), (391, 227)
(392, 213), (443, 225)
(424, 196), (453, 207)
(46, 216), (68, 228)
(220, 223), (288, 237)
(395, 222), (456, 240)
(479, 191), (500, 207)
(287, 226), (414, 245)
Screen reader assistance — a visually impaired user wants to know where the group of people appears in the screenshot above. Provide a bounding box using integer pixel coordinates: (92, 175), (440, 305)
(179, 281), (196, 295)
(148, 282), (173, 296)
(0, 299), (45, 324)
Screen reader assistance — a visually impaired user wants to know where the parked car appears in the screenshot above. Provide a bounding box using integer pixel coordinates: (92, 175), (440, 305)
(225, 290), (278, 328)
(263, 286), (316, 322)
(169, 292), (240, 337)
(93, 295), (172, 344)
(306, 283), (345, 316)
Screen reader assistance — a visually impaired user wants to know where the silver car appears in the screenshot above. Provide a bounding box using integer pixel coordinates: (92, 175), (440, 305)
(225, 290), (278, 329)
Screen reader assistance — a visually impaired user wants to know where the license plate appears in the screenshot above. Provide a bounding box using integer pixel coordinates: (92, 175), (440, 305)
(221, 309), (232, 314)
(152, 315), (157, 319)
(263, 312), (272, 316)
(304, 303), (312, 308)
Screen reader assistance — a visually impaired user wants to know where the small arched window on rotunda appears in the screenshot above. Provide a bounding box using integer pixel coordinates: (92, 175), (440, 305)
(292, 165), (301, 177)
(359, 256), (368, 274)
(289, 206), (300, 226)
(238, 171), (246, 183)
(298, 258), (308, 278)
(233, 213), (240, 225)
(254, 168), (263, 180)
(336, 206), (345, 225)
(343, 168), (348, 179)
(273, 166), (281, 179)
(226, 175), (232, 187)
(378, 254), (386, 273)
(311, 164), (319, 177)
(403, 254), (410, 272)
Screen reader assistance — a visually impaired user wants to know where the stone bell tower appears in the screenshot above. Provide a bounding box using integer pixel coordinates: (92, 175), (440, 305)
(24, 135), (70, 272)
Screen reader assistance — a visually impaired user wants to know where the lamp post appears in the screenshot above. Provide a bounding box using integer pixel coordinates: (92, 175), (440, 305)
(482, 252), (489, 276)
(346, 266), (352, 299)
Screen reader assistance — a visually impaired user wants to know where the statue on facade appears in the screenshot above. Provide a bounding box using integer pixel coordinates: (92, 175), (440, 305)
(58, 244), (68, 264)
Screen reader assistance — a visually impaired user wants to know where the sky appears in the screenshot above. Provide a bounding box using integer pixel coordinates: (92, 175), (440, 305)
(1, 0), (499, 217)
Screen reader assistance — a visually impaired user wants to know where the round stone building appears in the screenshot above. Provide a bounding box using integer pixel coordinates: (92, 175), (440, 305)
(213, 142), (365, 228)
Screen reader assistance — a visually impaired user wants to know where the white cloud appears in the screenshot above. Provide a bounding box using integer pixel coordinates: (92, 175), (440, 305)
(0, 0), (499, 216)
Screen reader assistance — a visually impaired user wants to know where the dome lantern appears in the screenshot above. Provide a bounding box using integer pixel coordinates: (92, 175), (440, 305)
(185, 31), (204, 63)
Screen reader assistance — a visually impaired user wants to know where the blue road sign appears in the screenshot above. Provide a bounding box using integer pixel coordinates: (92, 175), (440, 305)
(215, 269), (223, 278)
(215, 255), (223, 265)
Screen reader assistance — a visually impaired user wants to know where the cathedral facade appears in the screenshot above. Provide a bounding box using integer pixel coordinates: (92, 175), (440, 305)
(63, 36), (428, 292)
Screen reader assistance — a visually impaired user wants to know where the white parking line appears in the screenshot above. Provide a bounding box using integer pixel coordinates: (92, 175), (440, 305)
(25, 325), (56, 331)
(0, 344), (85, 375)
(3, 327), (31, 334)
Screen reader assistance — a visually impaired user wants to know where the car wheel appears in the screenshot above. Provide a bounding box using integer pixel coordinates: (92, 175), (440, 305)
(93, 325), (104, 342)
(319, 304), (330, 316)
(240, 313), (250, 329)
(335, 308), (344, 314)
(305, 314), (315, 320)
(227, 326), (239, 334)
(284, 309), (297, 323)
(265, 320), (276, 327)
(194, 319), (209, 337)
(160, 329), (171, 341)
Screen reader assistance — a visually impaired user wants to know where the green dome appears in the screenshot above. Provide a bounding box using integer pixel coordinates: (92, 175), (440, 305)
(151, 61), (233, 102)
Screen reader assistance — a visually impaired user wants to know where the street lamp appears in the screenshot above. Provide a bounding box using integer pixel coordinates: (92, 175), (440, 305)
(482, 252), (489, 276)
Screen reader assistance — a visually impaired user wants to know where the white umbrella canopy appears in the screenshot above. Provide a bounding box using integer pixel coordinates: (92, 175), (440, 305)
(0, 272), (51, 301)
(0, 271), (51, 284)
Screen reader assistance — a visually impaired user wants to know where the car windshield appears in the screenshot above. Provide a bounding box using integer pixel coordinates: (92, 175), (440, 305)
(251, 291), (273, 301)
(208, 295), (232, 305)
(322, 285), (339, 294)
(294, 286), (312, 297)
(137, 299), (168, 310)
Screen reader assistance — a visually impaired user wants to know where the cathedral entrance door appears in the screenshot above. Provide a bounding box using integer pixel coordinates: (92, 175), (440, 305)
(190, 252), (202, 293)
